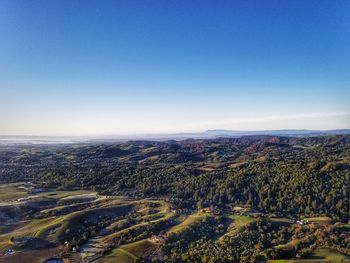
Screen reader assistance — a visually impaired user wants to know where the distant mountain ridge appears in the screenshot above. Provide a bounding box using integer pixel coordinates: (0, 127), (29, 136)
(201, 129), (350, 137)
(1, 129), (350, 144)
(131, 129), (350, 140)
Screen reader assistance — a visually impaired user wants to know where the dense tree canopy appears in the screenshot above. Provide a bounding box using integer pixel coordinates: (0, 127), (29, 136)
(1, 135), (349, 220)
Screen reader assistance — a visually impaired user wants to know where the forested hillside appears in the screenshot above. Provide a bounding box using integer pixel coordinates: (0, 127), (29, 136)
(1, 135), (350, 262)
(1, 135), (349, 220)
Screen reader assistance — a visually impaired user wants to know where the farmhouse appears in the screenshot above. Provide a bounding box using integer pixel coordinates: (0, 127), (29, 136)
(149, 234), (166, 243)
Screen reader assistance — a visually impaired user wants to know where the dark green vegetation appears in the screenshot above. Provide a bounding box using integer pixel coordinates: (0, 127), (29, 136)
(0, 135), (349, 262)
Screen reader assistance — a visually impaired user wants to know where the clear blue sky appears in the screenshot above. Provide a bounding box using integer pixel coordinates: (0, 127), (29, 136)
(1, 0), (349, 135)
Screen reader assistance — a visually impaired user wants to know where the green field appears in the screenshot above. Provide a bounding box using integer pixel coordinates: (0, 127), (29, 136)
(303, 217), (333, 224)
(229, 214), (255, 226)
(0, 183), (28, 202)
(309, 248), (350, 262)
(217, 214), (256, 241)
(168, 212), (210, 234)
(99, 248), (136, 263)
(275, 238), (300, 252)
(100, 239), (157, 263)
(270, 248), (350, 263)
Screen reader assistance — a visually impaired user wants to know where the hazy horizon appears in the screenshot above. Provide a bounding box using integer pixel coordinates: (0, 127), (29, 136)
(1, 127), (350, 140)
(1, 1), (350, 136)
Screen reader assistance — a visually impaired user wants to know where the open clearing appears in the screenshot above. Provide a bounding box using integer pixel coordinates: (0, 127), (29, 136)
(309, 248), (350, 262)
(98, 248), (136, 263)
(0, 183), (28, 203)
(168, 212), (210, 234)
(217, 214), (256, 241)
(99, 239), (157, 263)
(303, 217), (333, 224)
(270, 248), (350, 263)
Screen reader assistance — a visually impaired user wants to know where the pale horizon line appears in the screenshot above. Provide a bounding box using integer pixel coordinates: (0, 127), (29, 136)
(1, 111), (350, 137)
(1, 128), (350, 139)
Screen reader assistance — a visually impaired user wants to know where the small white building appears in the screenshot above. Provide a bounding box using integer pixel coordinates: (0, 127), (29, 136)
(149, 235), (166, 243)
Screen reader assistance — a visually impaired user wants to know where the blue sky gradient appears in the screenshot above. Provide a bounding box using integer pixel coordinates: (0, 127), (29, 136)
(1, 0), (349, 135)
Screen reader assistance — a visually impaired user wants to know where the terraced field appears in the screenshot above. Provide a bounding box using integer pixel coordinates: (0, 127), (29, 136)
(0, 183), (177, 263)
(99, 239), (158, 263)
(1, 183), (349, 263)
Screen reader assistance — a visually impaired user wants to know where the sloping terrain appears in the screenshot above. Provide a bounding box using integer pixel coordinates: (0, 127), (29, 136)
(0, 135), (349, 262)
